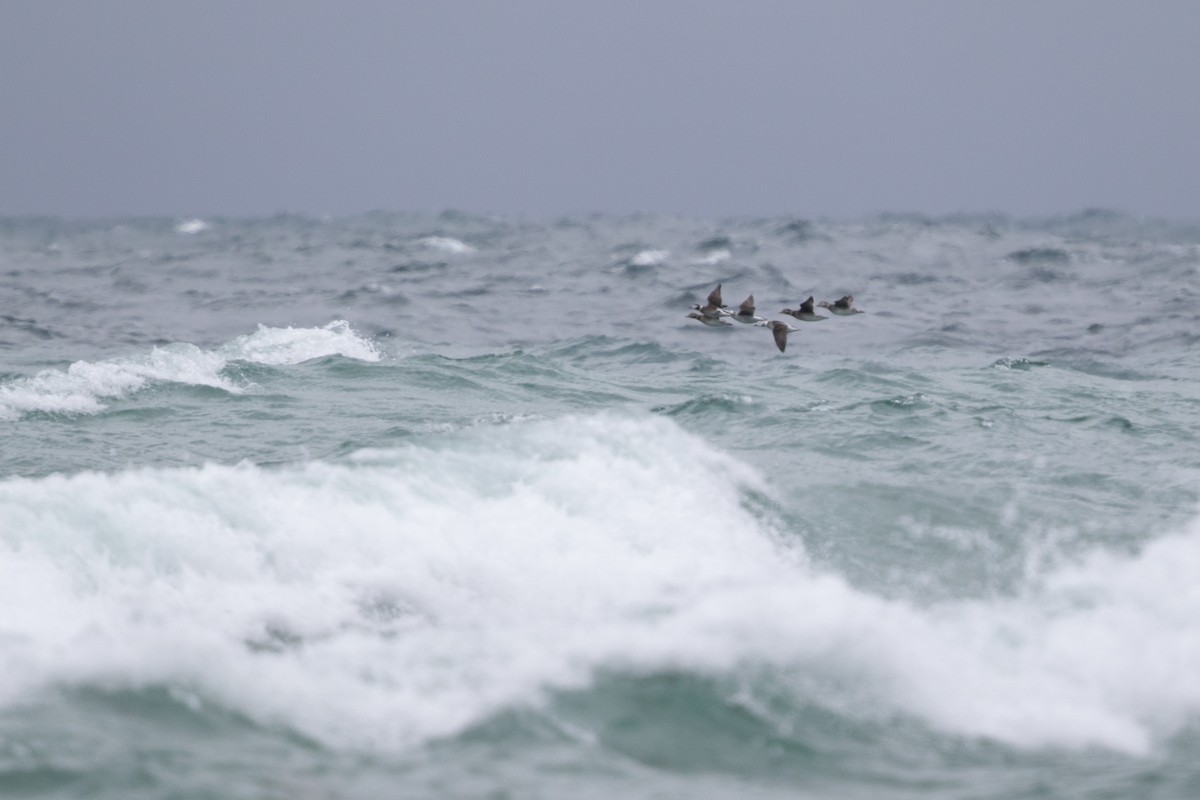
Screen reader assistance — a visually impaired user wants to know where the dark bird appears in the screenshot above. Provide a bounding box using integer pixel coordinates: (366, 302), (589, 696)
(818, 295), (864, 315)
(780, 296), (828, 322)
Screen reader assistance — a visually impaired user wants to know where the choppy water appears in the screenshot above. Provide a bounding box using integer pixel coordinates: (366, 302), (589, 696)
(2, 211), (1199, 799)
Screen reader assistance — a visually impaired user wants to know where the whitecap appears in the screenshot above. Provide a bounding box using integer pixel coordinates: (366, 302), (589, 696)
(1, 413), (1197, 756)
(220, 320), (381, 366)
(629, 249), (668, 267)
(692, 249), (731, 265)
(175, 219), (210, 235)
(419, 236), (475, 254)
(0, 321), (379, 420)
(0, 344), (236, 420)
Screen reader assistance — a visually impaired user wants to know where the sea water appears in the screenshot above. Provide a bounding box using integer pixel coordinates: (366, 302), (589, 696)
(1, 211), (1198, 798)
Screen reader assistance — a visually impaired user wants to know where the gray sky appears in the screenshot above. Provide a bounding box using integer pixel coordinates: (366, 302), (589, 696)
(2, 1), (1197, 219)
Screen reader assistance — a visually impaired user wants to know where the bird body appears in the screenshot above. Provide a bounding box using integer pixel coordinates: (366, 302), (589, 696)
(818, 295), (864, 315)
(781, 296), (828, 322)
(687, 311), (732, 327)
(730, 294), (766, 324)
(690, 303), (732, 318)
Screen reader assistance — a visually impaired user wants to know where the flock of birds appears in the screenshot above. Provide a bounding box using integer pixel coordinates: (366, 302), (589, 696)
(687, 284), (863, 352)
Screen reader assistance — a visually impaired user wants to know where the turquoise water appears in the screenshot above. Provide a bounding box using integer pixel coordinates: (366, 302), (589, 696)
(2, 212), (1199, 798)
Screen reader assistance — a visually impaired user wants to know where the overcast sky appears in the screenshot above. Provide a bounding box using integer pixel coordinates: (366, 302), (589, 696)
(2, 1), (1197, 219)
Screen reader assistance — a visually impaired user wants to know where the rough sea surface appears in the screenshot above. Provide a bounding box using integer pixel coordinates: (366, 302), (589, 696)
(2, 211), (1199, 799)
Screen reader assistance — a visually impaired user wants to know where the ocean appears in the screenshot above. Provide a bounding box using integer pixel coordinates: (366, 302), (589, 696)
(1, 210), (1198, 799)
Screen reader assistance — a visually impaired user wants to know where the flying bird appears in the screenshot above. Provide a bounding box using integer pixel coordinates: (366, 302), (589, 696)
(780, 296), (828, 322)
(690, 283), (731, 319)
(818, 295), (864, 315)
(758, 320), (800, 352)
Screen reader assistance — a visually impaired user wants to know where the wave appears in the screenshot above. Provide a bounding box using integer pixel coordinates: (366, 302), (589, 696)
(1006, 247), (1070, 264)
(1, 413), (1197, 756)
(628, 249), (669, 267)
(217, 320), (379, 366)
(653, 393), (757, 418)
(692, 249), (730, 265)
(419, 236), (475, 254)
(174, 219), (210, 235)
(0, 321), (379, 420)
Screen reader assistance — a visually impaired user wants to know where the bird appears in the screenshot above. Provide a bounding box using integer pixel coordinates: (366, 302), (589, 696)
(687, 311), (732, 327)
(780, 296), (827, 322)
(818, 295), (864, 315)
(757, 320), (799, 352)
(690, 283), (731, 319)
(730, 295), (766, 324)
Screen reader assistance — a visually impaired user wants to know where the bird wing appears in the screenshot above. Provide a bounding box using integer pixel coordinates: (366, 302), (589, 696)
(771, 322), (788, 352)
(707, 284), (724, 307)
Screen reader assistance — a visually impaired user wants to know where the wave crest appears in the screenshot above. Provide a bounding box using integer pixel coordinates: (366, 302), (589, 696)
(0, 321), (379, 420)
(1, 413), (1197, 756)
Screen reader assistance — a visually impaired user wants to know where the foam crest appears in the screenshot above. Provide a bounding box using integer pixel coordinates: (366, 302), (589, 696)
(629, 249), (669, 266)
(218, 320), (381, 366)
(669, 520), (1200, 757)
(0, 415), (772, 747)
(0, 321), (378, 419)
(0, 344), (235, 420)
(693, 248), (731, 265)
(175, 218), (210, 234)
(419, 236), (475, 254)
(1, 414), (1197, 755)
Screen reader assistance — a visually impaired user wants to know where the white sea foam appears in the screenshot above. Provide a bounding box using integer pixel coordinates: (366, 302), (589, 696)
(0, 321), (378, 420)
(219, 320), (380, 366)
(419, 236), (475, 254)
(693, 249), (731, 265)
(0, 414), (1197, 755)
(175, 219), (209, 235)
(0, 344), (235, 419)
(628, 249), (668, 267)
